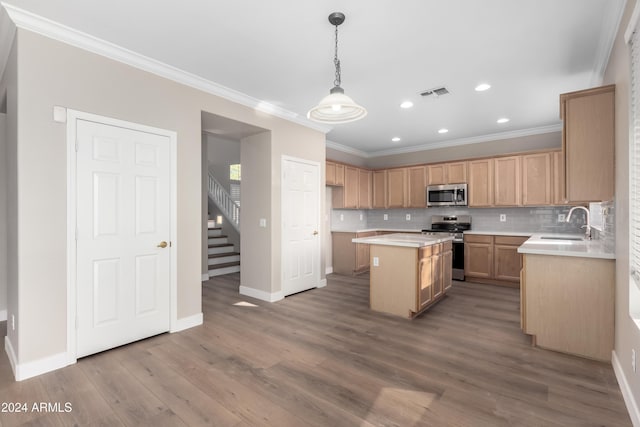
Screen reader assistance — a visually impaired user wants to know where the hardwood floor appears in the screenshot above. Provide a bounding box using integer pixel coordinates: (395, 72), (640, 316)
(0, 273), (632, 426)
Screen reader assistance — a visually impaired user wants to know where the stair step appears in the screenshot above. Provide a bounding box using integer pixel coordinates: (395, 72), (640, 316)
(208, 252), (240, 265)
(208, 236), (229, 245)
(207, 243), (235, 255)
(207, 227), (222, 237)
(208, 261), (241, 277)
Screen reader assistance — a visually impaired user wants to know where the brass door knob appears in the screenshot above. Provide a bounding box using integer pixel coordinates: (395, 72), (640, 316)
(157, 241), (168, 248)
(313, 230), (319, 236)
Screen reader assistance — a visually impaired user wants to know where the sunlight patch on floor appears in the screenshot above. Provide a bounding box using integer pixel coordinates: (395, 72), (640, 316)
(233, 301), (259, 307)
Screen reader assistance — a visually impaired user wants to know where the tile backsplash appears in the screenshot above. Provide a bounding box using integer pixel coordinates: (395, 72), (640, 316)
(332, 205), (602, 235)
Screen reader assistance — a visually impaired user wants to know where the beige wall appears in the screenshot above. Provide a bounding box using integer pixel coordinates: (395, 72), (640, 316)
(1, 36), (18, 360)
(604, 0), (640, 418)
(13, 28), (326, 366)
(0, 113), (6, 317)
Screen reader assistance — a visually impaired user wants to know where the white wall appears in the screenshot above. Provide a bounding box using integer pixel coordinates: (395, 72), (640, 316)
(604, 0), (640, 423)
(0, 113), (6, 320)
(9, 28), (326, 372)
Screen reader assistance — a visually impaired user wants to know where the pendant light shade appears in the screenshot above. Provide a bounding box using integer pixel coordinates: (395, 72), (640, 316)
(307, 12), (367, 124)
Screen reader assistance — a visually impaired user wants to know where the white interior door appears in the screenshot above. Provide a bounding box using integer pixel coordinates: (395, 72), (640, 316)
(75, 119), (171, 358)
(282, 157), (320, 296)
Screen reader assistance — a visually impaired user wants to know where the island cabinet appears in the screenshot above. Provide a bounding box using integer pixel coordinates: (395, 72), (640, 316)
(522, 254), (614, 361)
(427, 161), (467, 185)
(368, 238), (453, 318)
(560, 84), (615, 203)
(325, 161), (344, 186)
(332, 231), (376, 275)
(464, 234), (528, 287)
(468, 159), (494, 207)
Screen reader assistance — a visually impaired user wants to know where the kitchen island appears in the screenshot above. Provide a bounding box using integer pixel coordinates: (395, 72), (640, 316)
(352, 233), (454, 318)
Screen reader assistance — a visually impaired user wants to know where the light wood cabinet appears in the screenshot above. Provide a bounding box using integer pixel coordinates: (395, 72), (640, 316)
(325, 161), (344, 186)
(465, 234), (527, 286)
(523, 254), (614, 361)
(332, 231), (376, 275)
(372, 170), (387, 209)
(418, 250), (434, 310)
(560, 85), (614, 203)
(358, 169), (372, 209)
(493, 236), (527, 282)
(468, 159), (494, 207)
(522, 152), (552, 206)
(464, 234), (493, 279)
(427, 162), (467, 185)
(387, 168), (407, 208)
(552, 150), (566, 205)
(407, 166), (427, 208)
(442, 248), (453, 291)
(494, 156), (521, 206)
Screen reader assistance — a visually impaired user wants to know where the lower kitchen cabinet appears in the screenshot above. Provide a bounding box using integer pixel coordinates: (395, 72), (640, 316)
(522, 254), (614, 361)
(332, 231), (376, 275)
(464, 234), (528, 287)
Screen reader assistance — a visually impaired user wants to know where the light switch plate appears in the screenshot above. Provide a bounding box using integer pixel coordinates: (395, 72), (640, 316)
(259, 218), (267, 227)
(383, 214), (388, 221)
(373, 257), (379, 267)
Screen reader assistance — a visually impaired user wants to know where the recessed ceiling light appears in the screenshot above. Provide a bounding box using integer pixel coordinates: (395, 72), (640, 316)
(497, 117), (510, 124)
(475, 83), (491, 92)
(400, 101), (414, 109)
(391, 137), (401, 142)
(438, 128), (449, 134)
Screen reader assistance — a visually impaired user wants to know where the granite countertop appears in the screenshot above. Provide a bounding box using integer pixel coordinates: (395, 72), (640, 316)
(352, 233), (454, 248)
(517, 233), (615, 260)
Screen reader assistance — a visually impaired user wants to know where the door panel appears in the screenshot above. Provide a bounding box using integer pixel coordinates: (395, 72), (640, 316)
(76, 119), (171, 358)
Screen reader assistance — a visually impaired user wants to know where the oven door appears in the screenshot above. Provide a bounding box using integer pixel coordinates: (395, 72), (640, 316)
(452, 240), (465, 280)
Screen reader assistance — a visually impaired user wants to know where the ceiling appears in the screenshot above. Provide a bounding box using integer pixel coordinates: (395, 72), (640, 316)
(1, 0), (626, 156)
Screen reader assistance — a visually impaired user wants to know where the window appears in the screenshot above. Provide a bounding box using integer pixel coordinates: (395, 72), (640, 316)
(230, 164), (241, 181)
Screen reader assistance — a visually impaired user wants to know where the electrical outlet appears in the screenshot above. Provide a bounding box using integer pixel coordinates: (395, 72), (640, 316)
(558, 214), (566, 222)
(373, 257), (379, 267)
(500, 214), (506, 222)
(633, 349), (637, 373)
(406, 214), (411, 221)
(359, 213), (363, 221)
(383, 214), (388, 221)
(11, 315), (15, 331)
(340, 214), (344, 221)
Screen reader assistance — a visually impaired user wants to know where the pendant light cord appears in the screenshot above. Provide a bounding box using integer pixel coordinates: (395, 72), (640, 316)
(333, 24), (341, 88)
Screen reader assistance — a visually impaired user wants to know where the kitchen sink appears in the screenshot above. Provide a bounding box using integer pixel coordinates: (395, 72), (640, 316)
(539, 236), (584, 241)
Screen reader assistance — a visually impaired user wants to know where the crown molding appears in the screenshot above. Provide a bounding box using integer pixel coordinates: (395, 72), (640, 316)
(325, 140), (369, 158)
(0, 5), (16, 78)
(338, 124), (562, 158)
(591, 0), (627, 85)
(0, 3), (332, 134)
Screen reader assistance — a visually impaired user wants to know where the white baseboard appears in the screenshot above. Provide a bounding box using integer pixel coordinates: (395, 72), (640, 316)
(239, 286), (284, 302)
(613, 350), (640, 427)
(0, 309), (6, 321)
(318, 279), (327, 288)
(201, 273), (210, 282)
(325, 267), (333, 275)
(171, 312), (203, 333)
(5, 337), (70, 381)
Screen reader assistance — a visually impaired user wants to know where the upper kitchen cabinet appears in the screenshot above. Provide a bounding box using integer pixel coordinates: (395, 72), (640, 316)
(522, 152), (553, 206)
(332, 165), (359, 208)
(372, 170), (387, 209)
(427, 162), (467, 185)
(560, 85), (615, 203)
(468, 159), (494, 207)
(387, 168), (408, 208)
(552, 150), (566, 205)
(358, 169), (372, 209)
(325, 161), (344, 186)
(407, 166), (427, 208)
(494, 156), (521, 206)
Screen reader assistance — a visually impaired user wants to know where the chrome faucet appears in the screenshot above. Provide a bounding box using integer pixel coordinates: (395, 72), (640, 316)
(566, 206), (591, 240)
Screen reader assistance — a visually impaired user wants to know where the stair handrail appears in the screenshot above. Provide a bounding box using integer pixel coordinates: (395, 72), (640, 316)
(208, 173), (240, 232)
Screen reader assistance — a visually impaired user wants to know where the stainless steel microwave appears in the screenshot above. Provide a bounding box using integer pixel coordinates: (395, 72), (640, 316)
(426, 184), (468, 207)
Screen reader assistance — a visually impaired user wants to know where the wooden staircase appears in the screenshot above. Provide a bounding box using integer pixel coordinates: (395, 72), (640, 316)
(207, 226), (240, 277)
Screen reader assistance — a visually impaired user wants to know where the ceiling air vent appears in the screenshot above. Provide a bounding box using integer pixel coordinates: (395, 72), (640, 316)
(420, 87), (450, 98)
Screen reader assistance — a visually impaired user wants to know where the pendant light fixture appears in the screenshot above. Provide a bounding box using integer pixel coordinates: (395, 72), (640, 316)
(307, 12), (367, 124)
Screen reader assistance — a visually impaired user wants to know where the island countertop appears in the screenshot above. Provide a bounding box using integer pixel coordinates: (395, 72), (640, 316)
(352, 232), (454, 248)
(517, 233), (615, 259)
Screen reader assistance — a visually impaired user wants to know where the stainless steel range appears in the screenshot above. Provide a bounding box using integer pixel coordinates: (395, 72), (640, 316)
(422, 215), (471, 281)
